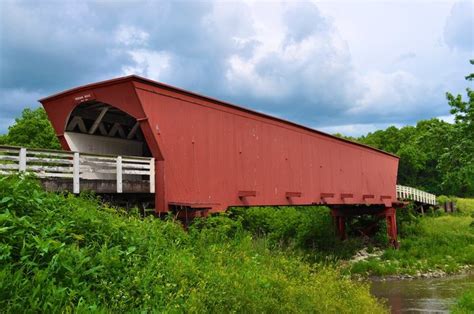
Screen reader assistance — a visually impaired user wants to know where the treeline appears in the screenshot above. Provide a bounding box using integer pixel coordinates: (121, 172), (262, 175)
(339, 117), (472, 197)
(338, 61), (474, 197)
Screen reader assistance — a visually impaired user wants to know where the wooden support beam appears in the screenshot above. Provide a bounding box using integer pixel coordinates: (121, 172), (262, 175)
(384, 207), (399, 248)
(108, 123), (126, 138)
(127, 121), (140, 139)
(73, 107), (135, 126)
(66, 116), (87, 133)
(88, 107), (109, 134)
(320, 192), (335, 198)
(98, 122), (108, 135)
(380, 195), (392, 207)
(238, 190), (256, 198)
(286, 192), (302, 198)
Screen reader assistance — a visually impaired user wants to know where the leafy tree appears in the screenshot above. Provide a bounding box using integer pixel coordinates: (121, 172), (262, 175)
(332, 133), (357, 141)
(412, 119), (454, 193)
(465, 59), (474, 81)
(0, 107), (61, 149)
(356, 119), (453, 195)
(439, 60), (474, 196)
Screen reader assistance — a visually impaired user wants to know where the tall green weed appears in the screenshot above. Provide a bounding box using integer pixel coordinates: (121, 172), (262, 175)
(452, 286), (474, 314)
(230, 206), (365, 261)
(0, 175), (385, 313)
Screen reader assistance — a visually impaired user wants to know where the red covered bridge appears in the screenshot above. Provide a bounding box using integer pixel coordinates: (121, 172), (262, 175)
(37, 75), (401, 243)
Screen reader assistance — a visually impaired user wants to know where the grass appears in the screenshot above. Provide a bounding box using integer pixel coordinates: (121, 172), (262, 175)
(0, 175), (386, 313)
(229, 206), (365, 262)
(452, 286), (474, 314)
(456, 197), (474, 214)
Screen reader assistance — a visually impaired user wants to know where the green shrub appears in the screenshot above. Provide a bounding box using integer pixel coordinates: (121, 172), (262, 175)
(230, 206), (335, 248)
(373, 220), (389, 246)
(0, 175), (386, 313)
(396, 203), (421, 237)
(455, 198), (474, 215)
(230, 206), (365, 260)
(452, 286), (474, 314)
(437, 195), (451, 205)
(0, 108), (61, 149)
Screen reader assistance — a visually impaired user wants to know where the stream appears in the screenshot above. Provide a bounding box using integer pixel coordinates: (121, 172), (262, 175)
(370, 272), (474, 313)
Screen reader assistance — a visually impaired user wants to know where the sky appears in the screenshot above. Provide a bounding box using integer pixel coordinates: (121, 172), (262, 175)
(0, 0), (473, 136)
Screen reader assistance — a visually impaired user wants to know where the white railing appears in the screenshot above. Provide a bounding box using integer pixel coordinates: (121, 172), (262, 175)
(0, 145), (155, 194)
(396, 185), (436, 205)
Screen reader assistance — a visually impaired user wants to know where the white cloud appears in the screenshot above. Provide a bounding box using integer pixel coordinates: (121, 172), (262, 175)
(226, 55), (290, 100)
(394, 52), (417, 63)
(122, 50), (172, 81)
(319, 122), (404, 137)
(116, 25), (149, 46)
(437, 114), (455, 124)
(223, 1), (358, 121)
(353, 71), (421, 114)
(444, 1), (474, 51)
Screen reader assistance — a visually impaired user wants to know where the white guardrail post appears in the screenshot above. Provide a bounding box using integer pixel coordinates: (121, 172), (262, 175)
(73, 152), (80, 194)
(396, 184), (437, 205)
(149, 157), (155, 193)
(116, 156), (123, 193)
(19, 148), (27, 172)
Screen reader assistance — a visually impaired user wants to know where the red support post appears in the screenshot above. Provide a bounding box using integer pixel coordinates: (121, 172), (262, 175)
(338, 216), (347, 240)
(384, 207), (399, 248)
(331, 208), (347, 240)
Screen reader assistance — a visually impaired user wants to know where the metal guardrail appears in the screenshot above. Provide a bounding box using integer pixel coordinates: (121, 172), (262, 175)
(0, 145), (155, 194)
(396, 184), (436, 205)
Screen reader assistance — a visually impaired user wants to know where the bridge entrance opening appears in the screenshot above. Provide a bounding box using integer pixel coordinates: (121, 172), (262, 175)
(65, 101), (152, 158)
(62, 101), (155, 211)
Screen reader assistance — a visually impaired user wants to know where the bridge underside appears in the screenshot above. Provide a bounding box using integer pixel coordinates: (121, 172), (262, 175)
(40, 178), (152, 194)
(330, 205), (402, 248)
(39, 177), (155, 213)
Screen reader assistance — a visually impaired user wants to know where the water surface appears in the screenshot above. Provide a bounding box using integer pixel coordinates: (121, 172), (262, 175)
(370, 273), (474, 313)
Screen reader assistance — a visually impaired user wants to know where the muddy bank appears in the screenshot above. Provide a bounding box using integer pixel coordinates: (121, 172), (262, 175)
(369, 265), (472, 281)
(348, 247), (473, 280)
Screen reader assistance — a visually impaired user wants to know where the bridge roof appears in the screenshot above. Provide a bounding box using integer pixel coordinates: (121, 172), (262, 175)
(39, 75), (399, 159)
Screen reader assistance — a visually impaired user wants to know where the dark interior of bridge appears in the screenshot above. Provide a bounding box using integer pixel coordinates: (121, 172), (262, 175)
(65, 101), (152, 157)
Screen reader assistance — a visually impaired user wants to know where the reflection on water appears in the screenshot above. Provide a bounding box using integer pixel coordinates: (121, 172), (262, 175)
(370, 273), (474, 313)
